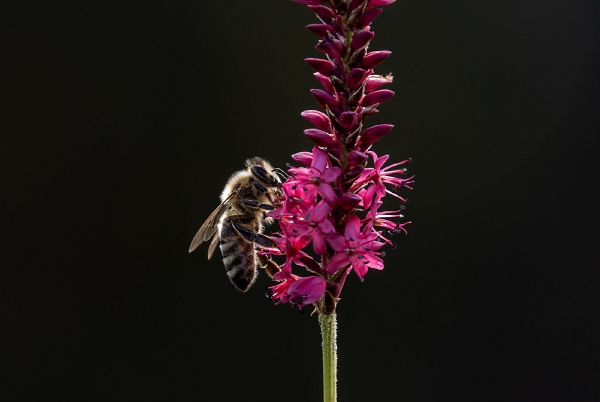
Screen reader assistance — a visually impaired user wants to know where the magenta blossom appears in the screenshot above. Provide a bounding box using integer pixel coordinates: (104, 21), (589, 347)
(288, 147), (342, 206)
(325, 216), (385, 280)
(351, 152), (414, 208)
(266, 273), (328, 311)
(269, 234), (313, 280)
(288, 200), (336, 255)
(264, 0), (412, 315)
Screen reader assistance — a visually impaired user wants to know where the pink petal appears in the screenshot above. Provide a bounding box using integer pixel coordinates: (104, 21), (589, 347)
(287, 220), (310, 237)
(365, 254), (384, 270)
(290, 235), (312, 252)
(363, 185), (376, 209)
(371, 152), (389, 170)
(320, 166), (342, 182)
(361, 219), (375, 238)
(267, 274), (297, 302)
(326, 234), (348, 252)
(350, 256), (369, 280)
(317, 218), (336, 234)
(273, 262), (294, 281)
(291, 151), (314, 166)
(344, 215), (362, 243)
(369, 241), (386, 252)
(375, 181), (386, 197)
(317, 183), (339, 206)
(325, 252), (351, 274)
(299, 187), (319, 209)
(311, 147), (329, 171)
(311, 230), (327, 255)
(287, 276), (328, 305)
(311, 200), (332, 221)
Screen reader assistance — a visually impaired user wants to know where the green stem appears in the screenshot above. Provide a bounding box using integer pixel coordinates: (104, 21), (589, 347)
(319, 313), (337, 402)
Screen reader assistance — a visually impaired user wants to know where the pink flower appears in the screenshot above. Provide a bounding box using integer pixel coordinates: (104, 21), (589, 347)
(351, 152), (413, 208)
(270, 235), (312, 280)
(287, 200), (335, 255)
(366, 200), (406, 232)
(266, 274), (328, 311)
(268, 178), (318, 218)
(288, 147), (341, 206)
(325, 216), (385, 280)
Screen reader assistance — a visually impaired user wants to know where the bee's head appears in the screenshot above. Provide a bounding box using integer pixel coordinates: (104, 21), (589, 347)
(246, 157), (281, 187)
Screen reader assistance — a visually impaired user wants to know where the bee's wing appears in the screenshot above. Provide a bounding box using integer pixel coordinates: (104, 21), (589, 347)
(188, 192), (236, 253)
(207, 233), (220, 260)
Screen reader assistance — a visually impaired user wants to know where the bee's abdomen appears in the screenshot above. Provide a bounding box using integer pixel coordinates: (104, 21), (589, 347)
(219, 219), (257, 292)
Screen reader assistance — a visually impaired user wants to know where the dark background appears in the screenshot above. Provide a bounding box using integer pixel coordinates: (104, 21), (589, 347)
(1, 0), (599, 400)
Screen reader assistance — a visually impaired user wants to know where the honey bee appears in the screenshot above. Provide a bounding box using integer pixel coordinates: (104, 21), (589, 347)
(189, 157), (286, 292)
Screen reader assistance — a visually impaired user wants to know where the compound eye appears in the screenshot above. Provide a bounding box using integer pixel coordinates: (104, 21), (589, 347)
(251, 165), (269, 180)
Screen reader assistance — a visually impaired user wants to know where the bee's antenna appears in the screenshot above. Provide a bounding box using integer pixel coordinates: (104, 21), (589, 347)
(273, 168), (289, 181)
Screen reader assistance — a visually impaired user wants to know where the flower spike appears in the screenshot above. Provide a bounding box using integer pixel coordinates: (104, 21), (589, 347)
(262, 0), (412, 315)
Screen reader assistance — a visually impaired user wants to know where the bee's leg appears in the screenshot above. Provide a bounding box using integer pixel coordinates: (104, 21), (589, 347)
(257, 253), (281, 278)
(253, 181), (282, 205)
(231, 221), (276, 248)
(241, 199), (275, 211)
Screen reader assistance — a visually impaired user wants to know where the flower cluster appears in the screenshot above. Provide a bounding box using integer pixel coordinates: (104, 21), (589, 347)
(264, 0), (413, 313)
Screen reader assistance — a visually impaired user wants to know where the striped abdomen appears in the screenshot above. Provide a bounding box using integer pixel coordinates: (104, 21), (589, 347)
(218, 218), (257, 292)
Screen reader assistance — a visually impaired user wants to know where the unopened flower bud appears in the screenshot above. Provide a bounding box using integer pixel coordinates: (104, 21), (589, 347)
(310, 89), (339, 108)
(360, 124), (394, 143)
(346, 68), (370, 89)
(339, 111), (358, 129)
(301, 110), (332, 131)
(351, 30), (375, 51)
(306, 23), (336, 37)
(304, 128), (336, 147)
(358, 8), (383, 28)
(347, 150), (369, 167)
(361, 50), (391, 69)
(307, 5), (335, 21)
(305, 58), (337, 75)
(361, 89), (394, 107)
(314, 73), (335, 93)
(365, 74), (393, 92)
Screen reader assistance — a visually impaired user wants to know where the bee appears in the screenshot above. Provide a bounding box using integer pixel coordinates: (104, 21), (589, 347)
(189, 157), (286, 292)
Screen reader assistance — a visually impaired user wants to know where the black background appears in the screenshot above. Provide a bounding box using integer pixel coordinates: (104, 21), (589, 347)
(1, 1), (599, 401)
